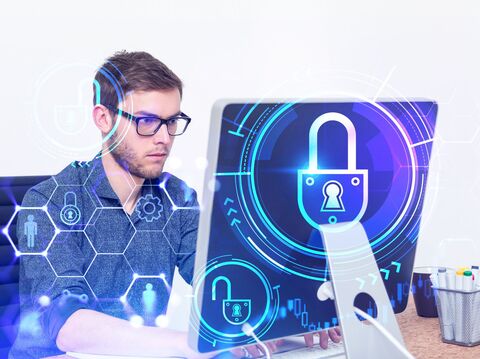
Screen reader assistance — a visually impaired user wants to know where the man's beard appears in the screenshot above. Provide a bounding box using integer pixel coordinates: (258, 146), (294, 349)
(108, 133), (164, 179)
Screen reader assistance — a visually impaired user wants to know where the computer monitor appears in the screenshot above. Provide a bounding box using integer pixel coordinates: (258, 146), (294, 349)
(188, 99), (438, 353)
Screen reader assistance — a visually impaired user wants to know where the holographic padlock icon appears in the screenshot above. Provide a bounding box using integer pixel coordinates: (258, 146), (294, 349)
(54, 79), (101, 136)
(212, 276), (251, 326)
(297, 112), (368, 228)
(60, 191), (81, 226)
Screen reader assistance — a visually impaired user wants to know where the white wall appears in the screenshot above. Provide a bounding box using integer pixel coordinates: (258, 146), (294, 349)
(1, 0), (480, 329)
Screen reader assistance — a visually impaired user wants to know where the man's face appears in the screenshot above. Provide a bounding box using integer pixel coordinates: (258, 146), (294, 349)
(107, 88), (181, 179)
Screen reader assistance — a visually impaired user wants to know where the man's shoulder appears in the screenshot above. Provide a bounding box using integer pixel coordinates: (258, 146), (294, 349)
(161, 172), (198, 207)
(53, 160), (91, 186)
(22, 162), (89, 206)
(21, 176), (56, 207)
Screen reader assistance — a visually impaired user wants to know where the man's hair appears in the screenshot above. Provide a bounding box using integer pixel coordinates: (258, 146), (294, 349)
(93, 50), (183, 108)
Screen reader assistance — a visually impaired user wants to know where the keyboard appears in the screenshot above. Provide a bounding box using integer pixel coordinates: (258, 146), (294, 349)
(67, 338), (346, 359)
(270, 337), (345, 359)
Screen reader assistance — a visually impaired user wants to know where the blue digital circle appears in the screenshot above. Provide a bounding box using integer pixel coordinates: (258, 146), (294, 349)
(232, 99), (434, 280)
(193, 259), (273, 339)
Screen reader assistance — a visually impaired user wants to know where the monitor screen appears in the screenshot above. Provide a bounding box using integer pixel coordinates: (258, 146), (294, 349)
(189, 99), (437, 352)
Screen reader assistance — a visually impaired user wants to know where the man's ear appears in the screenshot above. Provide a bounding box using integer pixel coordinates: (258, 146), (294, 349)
(92, 105), (114, 135)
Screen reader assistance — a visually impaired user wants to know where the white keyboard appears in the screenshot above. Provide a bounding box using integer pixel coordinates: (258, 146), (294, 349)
(68, 338), (346, 359)
(270, 338), (345, 359)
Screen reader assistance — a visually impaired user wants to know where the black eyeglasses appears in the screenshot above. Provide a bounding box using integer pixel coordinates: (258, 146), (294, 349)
(106, 106), (191, 136)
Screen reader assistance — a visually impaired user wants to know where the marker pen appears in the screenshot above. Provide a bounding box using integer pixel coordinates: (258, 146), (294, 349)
(437, 268), (453, 340)
(446, 269), (455, 290)
(437, 268), (446, 289)
(456, 269), (464, 291)
(464, 271), (473, 291)
(455, 269), (465, 342)
(472, 266), (480, 338)
(445, 269), (456, 339)
(463, 270), (474, 342)
(471, 265), (479, 287)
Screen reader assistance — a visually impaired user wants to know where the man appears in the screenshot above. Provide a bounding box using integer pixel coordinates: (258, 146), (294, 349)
(10, 51), (340, 358)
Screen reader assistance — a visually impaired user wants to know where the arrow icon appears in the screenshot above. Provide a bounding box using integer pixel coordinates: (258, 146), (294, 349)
(368, 273), (378, 285)
(230, 218), (241, 227)
(224, 198), (234, 206)
(356, 277), (365, 289)
(391, 261), (401, 273)
(380, 269), (390, 280)
(227, 208), (238, 216)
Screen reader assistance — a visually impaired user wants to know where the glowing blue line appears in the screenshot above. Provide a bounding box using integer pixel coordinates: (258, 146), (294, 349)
(247, 236), (285, 269)
(215, 172), (251, 177)
(231, 103), (260, 136)
(410, 138), (434, 148)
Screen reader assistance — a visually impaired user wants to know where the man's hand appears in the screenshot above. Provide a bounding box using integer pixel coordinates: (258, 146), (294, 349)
(230, 339), (284, 358)
(303, 327), (342, 349)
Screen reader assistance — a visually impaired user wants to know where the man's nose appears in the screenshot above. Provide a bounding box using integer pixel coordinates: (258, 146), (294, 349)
(152, 124), (171, 145)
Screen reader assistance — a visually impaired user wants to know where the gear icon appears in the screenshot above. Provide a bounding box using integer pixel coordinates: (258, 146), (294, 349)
(135, 194), (163, 222)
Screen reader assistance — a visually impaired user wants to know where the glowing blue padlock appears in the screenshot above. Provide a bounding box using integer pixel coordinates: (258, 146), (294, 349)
(212, 276), (251, 326)
(297, 112), (368, 228)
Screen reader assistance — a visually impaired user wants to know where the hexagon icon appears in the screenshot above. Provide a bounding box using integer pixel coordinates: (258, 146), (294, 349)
(5, 207), (56, 254)
(124, 231), (174, 275)
(47, 185), (99, 231)
(47, 231), (95, 276)
(127, 186), (171, 232)
(85, 254), (133, 301)
(85, 208), (135, 253)
(123, 276), (171, 326)
(51, 277), (96, 305)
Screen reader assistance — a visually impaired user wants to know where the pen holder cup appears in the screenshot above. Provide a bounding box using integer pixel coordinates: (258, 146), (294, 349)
(433, 287), (480, 346)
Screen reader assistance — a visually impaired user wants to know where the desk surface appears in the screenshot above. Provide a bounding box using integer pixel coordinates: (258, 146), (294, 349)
(45, 296), (478, 359)
(397, 296), (479, 358)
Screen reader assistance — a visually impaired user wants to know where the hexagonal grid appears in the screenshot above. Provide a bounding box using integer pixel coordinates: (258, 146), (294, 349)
(85, 207), (136, 254)
(4, 168), (198, 308)
(119, 273), (170, 304)
(3, 205), (59, 256)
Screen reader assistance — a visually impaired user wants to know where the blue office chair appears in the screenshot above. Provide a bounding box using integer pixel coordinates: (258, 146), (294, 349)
(0, 176), (49, 358)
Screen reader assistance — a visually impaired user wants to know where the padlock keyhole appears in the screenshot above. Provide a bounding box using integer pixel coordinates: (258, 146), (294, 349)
(326, 183), (340, 197)
(232, 303), (242, 318)
(322, 181), (344, 211)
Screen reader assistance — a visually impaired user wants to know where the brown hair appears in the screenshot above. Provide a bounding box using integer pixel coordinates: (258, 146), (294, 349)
(93, 50), (183, 108)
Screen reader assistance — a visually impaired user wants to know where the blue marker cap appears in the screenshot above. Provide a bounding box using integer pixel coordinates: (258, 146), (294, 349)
(472, 266), (479, 270)
(438, 268), (447, 273)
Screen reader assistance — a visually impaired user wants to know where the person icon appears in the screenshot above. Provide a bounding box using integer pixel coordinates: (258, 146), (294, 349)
(142, 283), (157, 314)
(24, 214), (38, 249)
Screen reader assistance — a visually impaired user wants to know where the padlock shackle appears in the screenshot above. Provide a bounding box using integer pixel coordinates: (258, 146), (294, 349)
(93, 79), (101, 106)
(308, 112), (357, 171)
(211, 276), (232, 301)
(73, 78), (101, 106)
(64, 191), (77, 206)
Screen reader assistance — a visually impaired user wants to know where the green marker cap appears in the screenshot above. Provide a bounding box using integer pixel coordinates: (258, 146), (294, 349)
(464, 270), (473, 276)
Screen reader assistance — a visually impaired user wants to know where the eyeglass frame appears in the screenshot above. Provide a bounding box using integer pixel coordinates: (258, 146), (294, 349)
(105, 105), (192, 137)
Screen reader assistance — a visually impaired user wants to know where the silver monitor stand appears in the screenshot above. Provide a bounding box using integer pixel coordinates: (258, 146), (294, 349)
(319, 222), (410, 359)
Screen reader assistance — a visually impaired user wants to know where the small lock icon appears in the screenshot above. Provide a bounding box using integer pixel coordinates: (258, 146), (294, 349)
(297, 112), (368, 228)
(54, 79), (101, 136)
(60, 191), (82, 226)
(212, 276), (251, 326)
